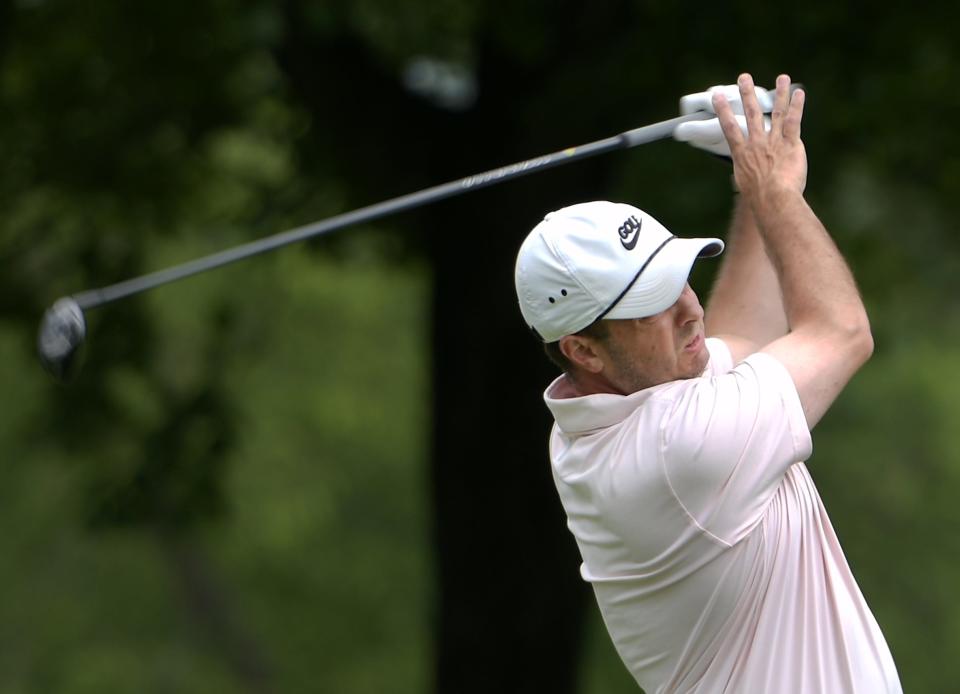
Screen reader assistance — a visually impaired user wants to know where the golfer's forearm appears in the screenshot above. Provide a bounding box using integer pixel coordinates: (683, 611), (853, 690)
(705, 195), (787, 344)
(751, 189), (871, 342)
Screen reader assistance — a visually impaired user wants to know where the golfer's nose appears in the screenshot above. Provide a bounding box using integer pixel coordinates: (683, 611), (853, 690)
(677, 284), (704, 322)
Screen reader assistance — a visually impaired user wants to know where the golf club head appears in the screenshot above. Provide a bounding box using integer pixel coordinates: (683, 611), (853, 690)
(37, 297), (87, 383)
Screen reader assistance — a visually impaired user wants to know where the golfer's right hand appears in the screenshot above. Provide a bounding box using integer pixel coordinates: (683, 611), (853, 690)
(714, 73), (807, 200)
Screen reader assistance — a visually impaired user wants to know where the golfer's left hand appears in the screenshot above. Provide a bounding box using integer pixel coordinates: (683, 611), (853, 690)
(674, 83), (774, 158)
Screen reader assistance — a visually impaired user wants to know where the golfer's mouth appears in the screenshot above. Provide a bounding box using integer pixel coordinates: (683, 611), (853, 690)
(683, 333), (703, 353)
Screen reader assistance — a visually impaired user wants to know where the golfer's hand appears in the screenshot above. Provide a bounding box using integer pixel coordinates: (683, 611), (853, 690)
(674, 83), (774, 158)
(714, 73), (807, 198)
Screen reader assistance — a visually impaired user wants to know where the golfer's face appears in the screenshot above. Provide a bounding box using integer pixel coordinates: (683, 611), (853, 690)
(599, 284), (709, 393)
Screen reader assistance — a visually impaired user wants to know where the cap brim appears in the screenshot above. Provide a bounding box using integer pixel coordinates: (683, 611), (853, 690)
(604, 237), (723, 320)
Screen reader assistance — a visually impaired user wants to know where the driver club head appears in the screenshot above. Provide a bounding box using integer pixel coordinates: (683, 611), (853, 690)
(37, 297), (87, 383)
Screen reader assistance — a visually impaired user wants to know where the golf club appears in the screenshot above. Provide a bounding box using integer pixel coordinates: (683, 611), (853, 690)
(38, 110), (713, 382)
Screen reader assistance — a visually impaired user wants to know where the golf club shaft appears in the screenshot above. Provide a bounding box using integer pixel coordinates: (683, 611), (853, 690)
(72, 111), (711, 311)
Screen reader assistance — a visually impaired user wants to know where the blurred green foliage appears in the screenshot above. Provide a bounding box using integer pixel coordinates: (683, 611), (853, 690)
(2, 0), (960, 692)
(0, 251), (431, 692)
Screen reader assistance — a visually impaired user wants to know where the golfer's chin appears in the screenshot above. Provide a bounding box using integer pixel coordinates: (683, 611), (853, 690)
(680, 336), (710, 378)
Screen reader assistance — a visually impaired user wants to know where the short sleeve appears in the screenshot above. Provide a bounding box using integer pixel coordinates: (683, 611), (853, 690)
(659, 352), (813, 545)
(704, 337), (734, 377)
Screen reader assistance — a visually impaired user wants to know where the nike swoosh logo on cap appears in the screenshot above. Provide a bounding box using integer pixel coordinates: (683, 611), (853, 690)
(619, 215), (642, 250)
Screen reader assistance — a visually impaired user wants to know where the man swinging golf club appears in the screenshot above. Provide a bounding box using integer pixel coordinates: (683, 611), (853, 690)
(514, 74), (902, 692)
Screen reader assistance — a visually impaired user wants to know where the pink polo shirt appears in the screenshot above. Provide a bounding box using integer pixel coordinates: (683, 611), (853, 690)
(545, 338), (901, 693)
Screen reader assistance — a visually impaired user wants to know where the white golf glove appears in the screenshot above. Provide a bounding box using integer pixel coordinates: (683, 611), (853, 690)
(673, 84), (774, 158)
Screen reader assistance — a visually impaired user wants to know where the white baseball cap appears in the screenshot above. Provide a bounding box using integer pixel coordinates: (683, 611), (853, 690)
(514, 201), (723, 342)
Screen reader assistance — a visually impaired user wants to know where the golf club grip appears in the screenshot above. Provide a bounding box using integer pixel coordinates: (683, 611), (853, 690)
(71, 111), (712, 310)
(620, 111), (712, 147)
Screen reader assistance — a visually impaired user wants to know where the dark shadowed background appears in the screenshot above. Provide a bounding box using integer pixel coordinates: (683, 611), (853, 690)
(2, 1), (959, 692)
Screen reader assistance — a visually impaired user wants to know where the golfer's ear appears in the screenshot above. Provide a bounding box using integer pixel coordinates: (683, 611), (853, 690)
(559, 334), (604, 373)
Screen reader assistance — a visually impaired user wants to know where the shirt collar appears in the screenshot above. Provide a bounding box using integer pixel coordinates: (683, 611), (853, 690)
(544, 375), (666, 435)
